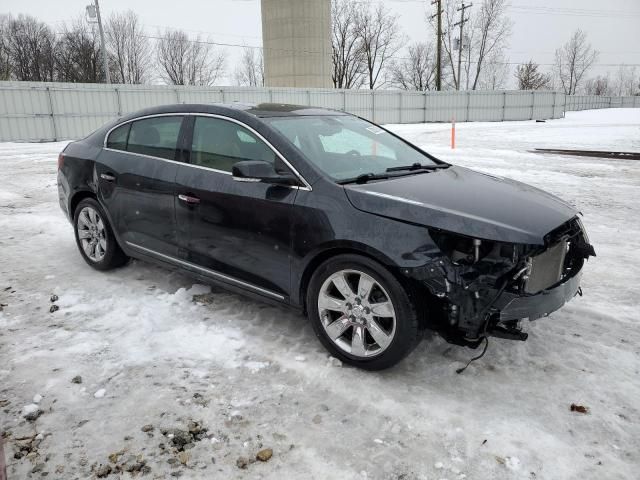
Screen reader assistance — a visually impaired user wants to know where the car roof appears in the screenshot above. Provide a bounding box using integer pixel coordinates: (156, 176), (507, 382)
(120, 103), (348, 121)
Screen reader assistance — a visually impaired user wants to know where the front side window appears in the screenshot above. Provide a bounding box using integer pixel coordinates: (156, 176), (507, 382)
(265, 115), (438, 181)
(191, 117), (276, 172)
(127, 116), (183, 161)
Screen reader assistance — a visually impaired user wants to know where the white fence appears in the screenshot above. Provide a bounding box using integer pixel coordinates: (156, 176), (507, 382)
(0, 81), (637, 142)
(566, 95), (640, 111)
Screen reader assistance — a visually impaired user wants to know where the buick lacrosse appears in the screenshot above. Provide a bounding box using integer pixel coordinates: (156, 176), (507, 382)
(57, 103), (595, 370)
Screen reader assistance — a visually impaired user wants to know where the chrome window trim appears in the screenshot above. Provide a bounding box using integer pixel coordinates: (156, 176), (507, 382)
(125, 241), (285, 300)
(102, 147), (233, 176)
(103, 112), (312, 191)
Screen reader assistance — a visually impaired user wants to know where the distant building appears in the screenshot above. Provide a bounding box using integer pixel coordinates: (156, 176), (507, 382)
(261, 0), (332, 88)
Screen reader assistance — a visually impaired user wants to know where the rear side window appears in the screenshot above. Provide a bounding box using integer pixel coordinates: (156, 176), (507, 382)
(191, 117), (276, 172)
(106, 123), (130, 151)
(127, 116), (183, 161)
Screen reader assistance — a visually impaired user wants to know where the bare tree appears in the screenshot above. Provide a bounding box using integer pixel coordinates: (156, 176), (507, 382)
(584, 75), (611, 96)
(435, 0), (510, 90)
(476, 53), (509, 90)
(468, 0), (511, 90)
(156, 29), (226, 86)
(55, 17), (108, 83)
(0, 15), (11, 80)
(613, 64), (639, 96)
(515, 60), (551, 90)
(355, 3), (404, 89)
(389, 42), (436, 91)
(234, 46), (263, 86)
(331, 0), (365, 89)
(0, 15), (10, 79)
(106, 11), (151, 84)
(554, 29), (598, 95)
(6, 14), (56, 81)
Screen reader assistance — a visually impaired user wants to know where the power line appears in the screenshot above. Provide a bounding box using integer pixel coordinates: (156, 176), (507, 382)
(391, 0), (640, 18)
(32, 19), (640, 69)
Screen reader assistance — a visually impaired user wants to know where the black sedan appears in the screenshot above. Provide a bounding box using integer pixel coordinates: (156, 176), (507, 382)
(57, 103), (595, 370)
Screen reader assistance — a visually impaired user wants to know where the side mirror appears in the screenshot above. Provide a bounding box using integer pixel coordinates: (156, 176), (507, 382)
(232, 160), (299, 187)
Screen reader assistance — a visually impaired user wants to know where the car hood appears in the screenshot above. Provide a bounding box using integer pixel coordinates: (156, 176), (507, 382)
(343, 165), (578, 245)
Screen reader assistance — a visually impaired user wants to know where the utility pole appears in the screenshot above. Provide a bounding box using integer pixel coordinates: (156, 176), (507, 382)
(454, 2), (471, 91)
(431, 0), (443, 91)
(94, 0), (111, 84)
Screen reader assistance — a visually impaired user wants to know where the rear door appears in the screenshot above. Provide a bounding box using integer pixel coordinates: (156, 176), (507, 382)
(97, 115), (186, 257)
(174, 115), (298, 300)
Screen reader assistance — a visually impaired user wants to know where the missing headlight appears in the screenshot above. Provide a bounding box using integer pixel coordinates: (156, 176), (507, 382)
(429, 229), (494, 265)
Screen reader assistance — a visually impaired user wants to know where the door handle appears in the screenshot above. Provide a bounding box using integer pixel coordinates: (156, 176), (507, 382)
(178, 194), (201, 205)
(100, 173), (116, 182)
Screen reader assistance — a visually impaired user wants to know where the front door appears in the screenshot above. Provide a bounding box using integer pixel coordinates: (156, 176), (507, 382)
(174, 115), (298, 300)
(97, 115), (185, 256)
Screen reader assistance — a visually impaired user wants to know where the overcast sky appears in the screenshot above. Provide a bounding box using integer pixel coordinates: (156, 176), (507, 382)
(4, 0), (640, 87)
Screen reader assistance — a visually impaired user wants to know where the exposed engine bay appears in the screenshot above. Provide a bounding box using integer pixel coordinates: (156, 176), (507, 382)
(410, 217), (596, 346)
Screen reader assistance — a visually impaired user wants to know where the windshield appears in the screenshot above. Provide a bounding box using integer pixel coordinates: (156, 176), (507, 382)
(264, 115), (440, 181)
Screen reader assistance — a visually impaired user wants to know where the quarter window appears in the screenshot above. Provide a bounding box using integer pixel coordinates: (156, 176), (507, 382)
(106, 123), (130, 151)
(127, 116), (183, 161)
(191, 117), (276, 172)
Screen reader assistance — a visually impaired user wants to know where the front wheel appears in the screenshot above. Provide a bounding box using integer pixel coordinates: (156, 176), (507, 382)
(73, 198), (127, 270)
(307, 254), (421, 370)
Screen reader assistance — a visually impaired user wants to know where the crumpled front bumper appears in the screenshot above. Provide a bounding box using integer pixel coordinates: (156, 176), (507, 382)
(494, 269), (583, 322)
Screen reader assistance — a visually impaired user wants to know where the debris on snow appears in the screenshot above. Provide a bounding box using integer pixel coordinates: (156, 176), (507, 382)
(434, 461), (444, 469)
(256, 448), (273, 462)
(94, 389), (106, 398)
(570, 403), (589, 414)
(108, 450), (124, 464)
(22, 403), (42, 421)
(95, 464), (112, 477)
(161, 421), (208, 452)
(71, 375), (82, 384)
(177, 451), (190, 465)
(236, 456), (250, 469)
(32, 394), (42, 403)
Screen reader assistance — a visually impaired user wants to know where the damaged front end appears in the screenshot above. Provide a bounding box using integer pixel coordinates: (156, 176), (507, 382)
(410, 217), (595, 347)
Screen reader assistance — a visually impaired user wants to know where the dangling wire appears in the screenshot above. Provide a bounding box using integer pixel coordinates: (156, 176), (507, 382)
(455, 280), (508, 375)
(456, 336), (489, 374)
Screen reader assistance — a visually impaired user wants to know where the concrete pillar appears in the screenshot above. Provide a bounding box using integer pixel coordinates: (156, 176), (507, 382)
(261, 0), (332, 88)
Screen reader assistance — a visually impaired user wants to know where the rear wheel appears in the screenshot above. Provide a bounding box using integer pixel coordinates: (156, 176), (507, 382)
(73, 198), (127, 270)
(307, 254), (421, 370)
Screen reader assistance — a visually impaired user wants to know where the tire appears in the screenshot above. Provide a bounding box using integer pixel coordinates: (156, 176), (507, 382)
(73, 197), (127, 270)
(307, 254), (421, 370)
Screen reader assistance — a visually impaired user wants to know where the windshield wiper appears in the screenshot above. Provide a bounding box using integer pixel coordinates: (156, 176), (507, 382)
(386, 162), (449, 173)
(338, 172), (390, 185)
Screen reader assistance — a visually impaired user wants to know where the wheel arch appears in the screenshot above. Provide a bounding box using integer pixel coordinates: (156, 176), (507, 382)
(69, 190), (126, 254)
(69, 189), (97, 218)
(298, 242), (403, 313)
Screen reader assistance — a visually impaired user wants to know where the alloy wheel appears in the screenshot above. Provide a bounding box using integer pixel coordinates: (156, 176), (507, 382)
(77, 206), (107, 262)
(317, 269), (396, 358)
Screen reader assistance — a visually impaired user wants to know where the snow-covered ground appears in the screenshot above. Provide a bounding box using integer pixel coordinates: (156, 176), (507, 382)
(1, 109), (639, 479)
